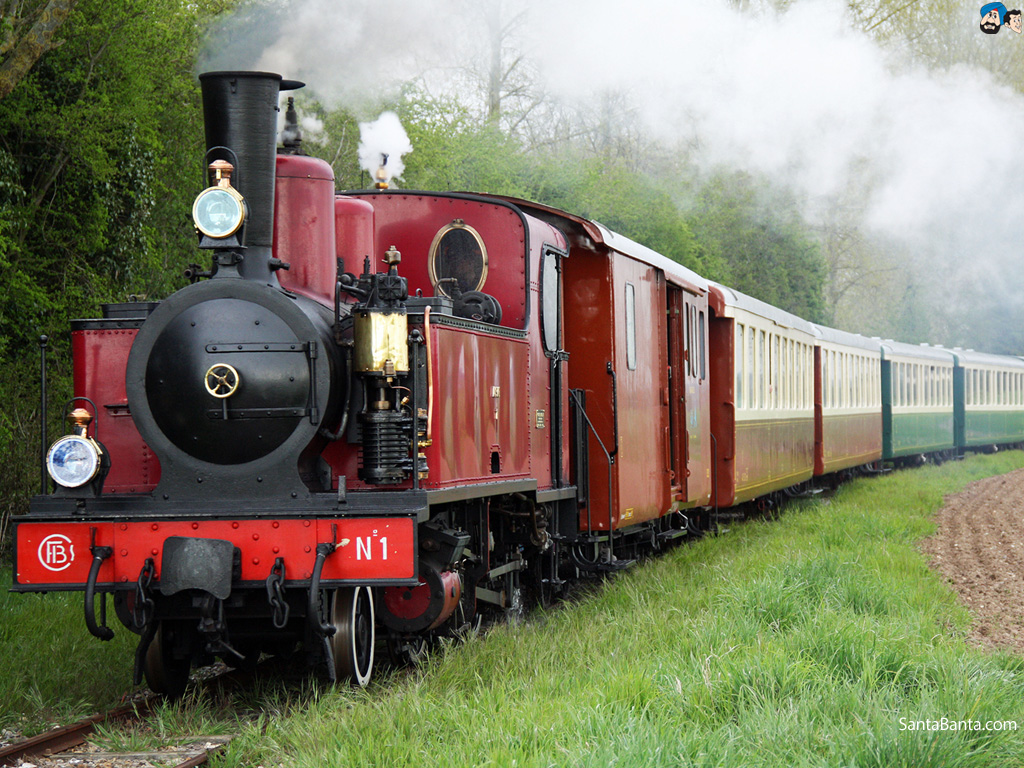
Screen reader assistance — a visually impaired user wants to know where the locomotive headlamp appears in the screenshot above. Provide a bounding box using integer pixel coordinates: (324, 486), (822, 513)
(193, 159), (246, 239)
(47, 435), (101, 488)
(46, 408), (104, 488)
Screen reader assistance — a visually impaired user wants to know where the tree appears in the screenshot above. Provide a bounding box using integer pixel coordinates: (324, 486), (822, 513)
(0, 0), (236, 561)
(689, 171), (828, 323)
(0, 0), (77, 100)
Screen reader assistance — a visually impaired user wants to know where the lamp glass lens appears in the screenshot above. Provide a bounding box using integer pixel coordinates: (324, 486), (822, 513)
(194, 188), (243, 237)
(47, 436), (99, 488)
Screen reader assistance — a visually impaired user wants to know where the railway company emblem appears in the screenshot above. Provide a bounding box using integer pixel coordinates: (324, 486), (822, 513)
(38, 534), (75, 571)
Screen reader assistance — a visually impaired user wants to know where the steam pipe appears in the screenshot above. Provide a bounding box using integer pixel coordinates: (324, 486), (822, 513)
(84, 544), (114, 641)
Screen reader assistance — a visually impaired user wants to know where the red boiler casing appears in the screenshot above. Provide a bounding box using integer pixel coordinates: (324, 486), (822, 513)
(71, 315), (160, 493)
(273, 153), (337, 306)
(335, 195), (375, 270)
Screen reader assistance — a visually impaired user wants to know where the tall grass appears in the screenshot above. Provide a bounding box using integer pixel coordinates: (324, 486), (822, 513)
(217, 452), (1024, 768)
(0, 574), (138, 734)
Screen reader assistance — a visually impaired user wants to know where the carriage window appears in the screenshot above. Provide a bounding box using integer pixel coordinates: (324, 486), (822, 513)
(735, 324), (744, 408)
(540, 249), (560, 354)
(841, 353), (848, 408)
(787, 339), (794, 409)
(759, 331), (766, 408)
(796, 344), (802, 409)
(691, 306), (698, 377)
(699, 311), (706, 380)
(822, 348), (830, 409)
(854, 356), (860, 407)
(772, 335), (780, 409)
(747, 327), (755, 408)
(780, 339), (787, 409)
(625, 283), (636, 371)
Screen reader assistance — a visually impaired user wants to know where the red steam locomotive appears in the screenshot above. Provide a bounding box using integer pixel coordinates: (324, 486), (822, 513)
(14, 71), (1022, 695)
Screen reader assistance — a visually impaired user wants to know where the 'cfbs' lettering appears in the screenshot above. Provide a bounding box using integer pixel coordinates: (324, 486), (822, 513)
(38, 534), (75, 572)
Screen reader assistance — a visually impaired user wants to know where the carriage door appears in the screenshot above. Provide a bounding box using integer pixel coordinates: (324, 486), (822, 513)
(667, 286), (687, 497)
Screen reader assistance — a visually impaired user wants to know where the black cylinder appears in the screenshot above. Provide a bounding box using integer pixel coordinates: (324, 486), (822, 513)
(198, 71), (302, 279)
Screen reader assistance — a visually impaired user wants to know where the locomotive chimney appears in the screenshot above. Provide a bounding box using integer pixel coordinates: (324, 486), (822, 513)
(198, 71), (303, 282)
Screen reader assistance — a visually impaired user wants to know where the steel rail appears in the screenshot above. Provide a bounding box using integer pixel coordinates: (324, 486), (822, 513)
(0, 697), (154, 767)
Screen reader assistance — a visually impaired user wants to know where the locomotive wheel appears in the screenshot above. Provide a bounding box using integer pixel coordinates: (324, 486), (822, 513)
(144, 622), (191, 698)
(329, 587), (375, 686)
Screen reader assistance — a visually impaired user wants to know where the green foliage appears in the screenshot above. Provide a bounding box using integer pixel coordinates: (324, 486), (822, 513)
(528, 155), (714, 277)
(689, 170), (829, 322)
(400, 91), (533, 197)
(0, 0), (234, 560)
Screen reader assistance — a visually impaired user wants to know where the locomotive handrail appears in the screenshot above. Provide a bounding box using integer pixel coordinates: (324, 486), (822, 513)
(39, 335), (47, 494)
(568, 389), (616, 561)
(606, 362), (619, 460)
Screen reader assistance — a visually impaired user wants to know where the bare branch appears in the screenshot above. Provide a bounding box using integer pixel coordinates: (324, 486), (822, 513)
(0, 0), (77, 101)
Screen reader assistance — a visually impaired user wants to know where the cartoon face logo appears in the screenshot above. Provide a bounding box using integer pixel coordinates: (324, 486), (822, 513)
(980, 2), (1007, 33)
(1007, 9), (1023, 32)
(38, 533), (75, 571)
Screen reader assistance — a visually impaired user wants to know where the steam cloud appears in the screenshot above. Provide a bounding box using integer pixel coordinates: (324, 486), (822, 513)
(357, 112), (413, 186)
(200, 0), (1024, 350)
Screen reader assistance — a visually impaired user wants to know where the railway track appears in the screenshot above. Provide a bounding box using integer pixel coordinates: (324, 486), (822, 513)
(0, 699), (231, 768)
(0, 663), (249, 768)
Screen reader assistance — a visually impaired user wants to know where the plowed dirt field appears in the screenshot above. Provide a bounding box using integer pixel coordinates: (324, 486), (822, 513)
(922, 467), (1024, 652)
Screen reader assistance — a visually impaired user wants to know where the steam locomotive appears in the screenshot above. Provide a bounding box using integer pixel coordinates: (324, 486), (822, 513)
(13, 71), (1024, 695)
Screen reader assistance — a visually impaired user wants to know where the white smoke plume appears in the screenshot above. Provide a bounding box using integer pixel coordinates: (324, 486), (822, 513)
(199, 0), (1024, 348)
(357, 111), (413, 186)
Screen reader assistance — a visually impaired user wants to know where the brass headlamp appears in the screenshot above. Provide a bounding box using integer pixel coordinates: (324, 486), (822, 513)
(192, 159), (246, 239)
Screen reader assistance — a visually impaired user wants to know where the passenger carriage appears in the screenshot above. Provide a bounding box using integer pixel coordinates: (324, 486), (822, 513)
(708, 284), (816, 507)
(503, 199), (714, 537)
(952, 349), (1024, 452)
(811, 325), (883, 476)
(880, 341), (956, 462)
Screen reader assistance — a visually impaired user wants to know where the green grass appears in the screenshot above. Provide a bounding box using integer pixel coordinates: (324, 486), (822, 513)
(0, 581), (139, 734)
(5, 452), (1024, 766)
(215, 452), (1024, 768)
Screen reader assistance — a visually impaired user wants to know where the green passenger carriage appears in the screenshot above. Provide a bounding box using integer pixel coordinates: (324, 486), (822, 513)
(952, 349), (1024, 451)
(880, 341), (956, 463)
